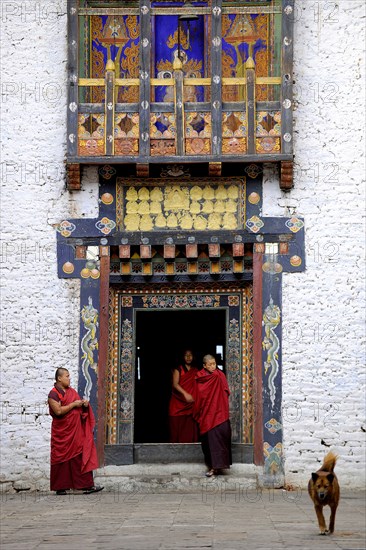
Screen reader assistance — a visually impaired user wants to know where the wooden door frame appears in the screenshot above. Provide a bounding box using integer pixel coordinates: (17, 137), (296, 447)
(100, 282), (256, 465)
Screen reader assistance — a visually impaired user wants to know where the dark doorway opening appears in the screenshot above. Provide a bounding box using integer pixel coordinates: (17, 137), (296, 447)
(134, 309), (227, 443)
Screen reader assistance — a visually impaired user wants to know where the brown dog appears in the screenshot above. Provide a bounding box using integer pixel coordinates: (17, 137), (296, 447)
(308, 451), (340, 535)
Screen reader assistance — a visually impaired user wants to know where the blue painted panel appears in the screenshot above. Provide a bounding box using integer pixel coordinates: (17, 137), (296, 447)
(245, 173), (263, 219)
(154, 12), (206, 103)
(99, 178), (117, 222)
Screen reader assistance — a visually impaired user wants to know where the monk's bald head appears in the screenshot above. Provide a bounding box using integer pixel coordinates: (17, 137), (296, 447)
(55, 368), (69, 382)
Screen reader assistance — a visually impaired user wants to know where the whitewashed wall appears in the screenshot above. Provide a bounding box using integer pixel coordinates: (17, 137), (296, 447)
(263, 0), (366, 487)
(0, 0), (364, 491)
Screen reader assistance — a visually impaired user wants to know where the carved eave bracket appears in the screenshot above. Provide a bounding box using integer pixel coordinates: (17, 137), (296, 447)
(209, 162), (222, 177)
(66, 163), (81, 190)
(136, 163), (150, 177)
(280, 161), (294, 191)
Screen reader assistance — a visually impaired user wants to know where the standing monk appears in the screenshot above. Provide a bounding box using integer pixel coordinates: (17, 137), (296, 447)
(48, 368), (104, 495)
(169, 349), (199, 443)
(194, 354), (232, 477)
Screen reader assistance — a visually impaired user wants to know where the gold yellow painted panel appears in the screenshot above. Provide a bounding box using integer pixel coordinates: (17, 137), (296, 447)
(116, 178), (246, 232)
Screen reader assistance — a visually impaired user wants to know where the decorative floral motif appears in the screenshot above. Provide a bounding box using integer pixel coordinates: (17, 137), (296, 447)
(255, 112), (281, 154)
(243, 285), (254, 444)
(95, 217), (116, 235)
(244, 164), (262, 179)
(160, 165), (190, 178)
(142, 294), (221, 309)
(120, 318), (133, 424)
(246, 215), (264, 233)
(115, 113), (139, 138)
(78, 114), (105, 156)
(256, 111), (281, 136)
(228, 318), (241, 376)
(56, 220), (76, 238)
(285, 217), (304, 233)
(227, 315), (241, 439)
(105, 290), (118, 444)
(150, 112), (175, 139)
(228, 295), (240, 306)
(265, 418), (282, 434)
(264, 442), (283, 475)
(222, 112), (247, 155)
(99, 165), (116, 180)
(121, 296), (133, 307)
(256, 137), (281, 154)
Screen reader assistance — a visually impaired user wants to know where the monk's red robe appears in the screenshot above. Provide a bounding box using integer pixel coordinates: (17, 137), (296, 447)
(169, 366), (198, 416)
(169, 366), (199, 443)
(48, 386), (98, 489)
(193, 368), (230, 435)
(193, 368), (231, 469)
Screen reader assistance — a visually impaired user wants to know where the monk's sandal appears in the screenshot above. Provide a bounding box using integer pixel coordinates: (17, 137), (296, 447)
(83, 485), (104, 494)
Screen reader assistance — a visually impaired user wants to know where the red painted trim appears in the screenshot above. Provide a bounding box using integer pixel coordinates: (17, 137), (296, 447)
(96, 253), (110, 466)
(253, 252), (264, 465)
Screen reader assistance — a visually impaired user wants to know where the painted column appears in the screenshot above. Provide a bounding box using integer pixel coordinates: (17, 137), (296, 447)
(78, 275), (100, 418)
(261, 245), (284, 487)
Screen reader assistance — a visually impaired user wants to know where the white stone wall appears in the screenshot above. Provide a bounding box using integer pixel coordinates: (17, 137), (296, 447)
(263, 0), (366, 487)
(0, 0), (365, 491)
(0, 0), (93, 491)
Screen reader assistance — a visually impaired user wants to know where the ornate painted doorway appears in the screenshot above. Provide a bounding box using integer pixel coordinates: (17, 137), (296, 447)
(105, 284), (254, 464)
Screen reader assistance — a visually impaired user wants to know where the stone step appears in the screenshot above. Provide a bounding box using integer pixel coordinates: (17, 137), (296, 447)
(95, 463), (259, 493)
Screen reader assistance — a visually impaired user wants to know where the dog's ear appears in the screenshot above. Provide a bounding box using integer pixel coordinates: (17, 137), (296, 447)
(311, 473), (318, 482)
(326, 473), (334, 483)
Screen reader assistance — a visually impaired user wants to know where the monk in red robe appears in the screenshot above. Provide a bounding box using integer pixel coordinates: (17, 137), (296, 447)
(169, 350), (199, 443)
(48, 368), (103, 495)
(193, 354), (232, 477)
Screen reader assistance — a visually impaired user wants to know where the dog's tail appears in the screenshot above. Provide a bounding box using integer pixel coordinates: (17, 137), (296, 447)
(321, 451), (338, 472)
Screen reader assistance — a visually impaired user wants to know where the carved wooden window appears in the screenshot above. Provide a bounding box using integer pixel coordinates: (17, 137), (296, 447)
(68, 0), (293, 163)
